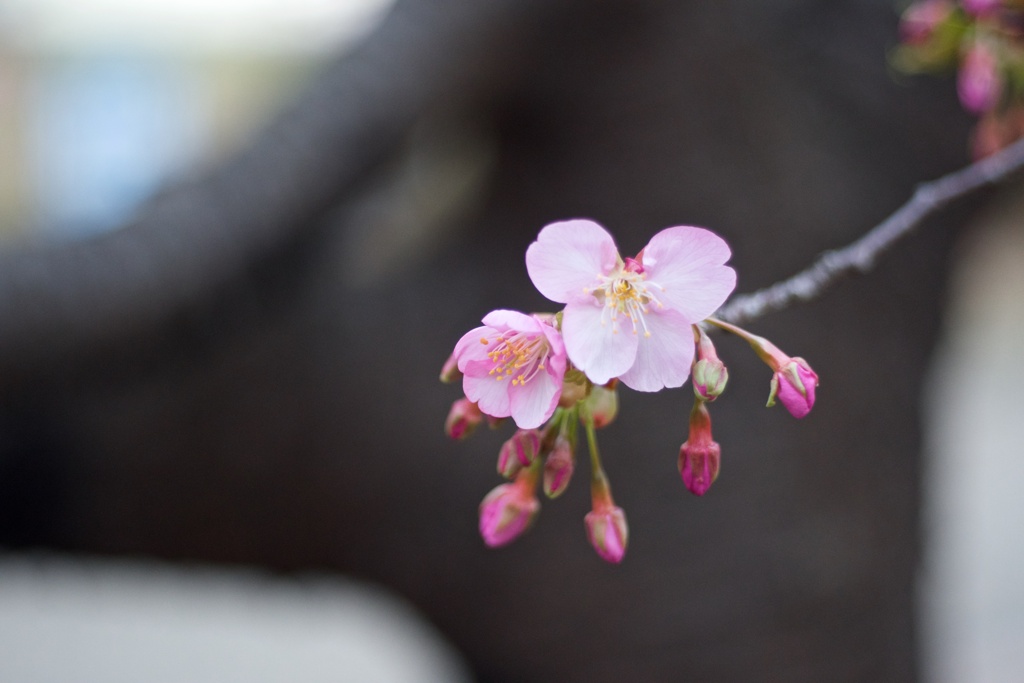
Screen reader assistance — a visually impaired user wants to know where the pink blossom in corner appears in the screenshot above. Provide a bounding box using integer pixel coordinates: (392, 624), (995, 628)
(453, 310), (567, 430)
(961, 0), (1000, 18)
(899, 0), (953, 44)
(769, 357), (819, 419)
(959, 42), (1002, 114)
(525, 220), (735, 392)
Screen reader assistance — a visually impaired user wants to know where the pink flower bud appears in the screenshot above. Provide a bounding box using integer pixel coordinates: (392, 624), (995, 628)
(584, 506), (628, 564)
(692, 358), (728, 401)
(959, 42), (1002, 114)
(768, 357), (819, 419)
(714, 321), (820, 420)
(558, 377), (588, 408)
(580, 383), (619, 428)
(478, 475), (540, 548)
(445, 397), (483, 440)
(678, 400), (721, 496)
(586, 469), (628, 563)
(962, 0), (1000, 18)
(692, 325), (728, 401)
(899, 0), (953, 44)
(543, 436), (574, 498)
(439, 353), (461, 383)
(497, 429), (542, 478)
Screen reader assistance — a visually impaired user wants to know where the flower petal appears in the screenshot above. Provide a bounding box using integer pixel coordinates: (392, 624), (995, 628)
(453, 325), (497, 371)
(642, 226), (736, 322)
(526, 219), (620, 304)
(618, 308), (695, 392)
(537, 317), (567, 376)
(509, 366), (561, 429)
(482, 309), (541, 333)
(562, 300), (637, 385)
(462, 369), (512, 418)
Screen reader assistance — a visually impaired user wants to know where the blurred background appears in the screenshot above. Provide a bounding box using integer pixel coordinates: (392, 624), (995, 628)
(0, 0), (1020, 681)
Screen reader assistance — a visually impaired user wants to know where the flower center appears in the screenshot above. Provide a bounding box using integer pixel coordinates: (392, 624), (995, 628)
(587, 268), (664, 336)
(480, 332), (548, 386)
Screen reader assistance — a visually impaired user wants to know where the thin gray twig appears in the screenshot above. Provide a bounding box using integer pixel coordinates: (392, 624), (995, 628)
(716, 136), (1024, 324)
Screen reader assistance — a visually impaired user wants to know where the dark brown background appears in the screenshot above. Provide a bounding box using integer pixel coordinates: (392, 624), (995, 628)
(0, 1), (983, 681)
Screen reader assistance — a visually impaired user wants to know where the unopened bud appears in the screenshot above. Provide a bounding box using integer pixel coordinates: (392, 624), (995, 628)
(558, 374), (589, 407)
(543, 436), (575, 498)
(692, 357), (728, 401)
(767, 357), (819, 419)
(959, 41), (1002, 115)
(692, 325), (727, 400)
(586, 470), (628, 563)
(479, 473), (540, 548)
(584, 505), (628, 564)
(445, 398), (483, 440)
(497, 429), (542, 478)
(439, 353), (462, 383)
(678, 399), (721, 496)
(580, 384), (618, 428)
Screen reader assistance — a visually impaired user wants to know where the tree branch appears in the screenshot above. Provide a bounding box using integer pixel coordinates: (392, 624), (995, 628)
(716, 135), (1024, 325)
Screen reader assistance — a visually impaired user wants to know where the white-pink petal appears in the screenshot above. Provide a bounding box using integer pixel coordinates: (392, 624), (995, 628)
(482, 309), (540, 332)
(642, 226), (736, 323)
(562, 301), (637, 386)
(526, 220), (619, 304)
(618, 308), (695, 392)
(509, 368), (560, 429)
(462, 362), (512, 417)
(453, 325), (496, 371)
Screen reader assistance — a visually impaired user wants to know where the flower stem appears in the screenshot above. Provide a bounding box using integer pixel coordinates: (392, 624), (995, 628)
(583, 413), (614, 509)
(704, 316), (783, 369)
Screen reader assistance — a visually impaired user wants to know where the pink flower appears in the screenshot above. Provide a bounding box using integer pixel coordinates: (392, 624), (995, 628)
(526, 220), (735, 392)
(959, 42), (1002, 114)
(769, 357), (819, 419)
(479, 476), (540, 548)
(453, 310), (567, 429)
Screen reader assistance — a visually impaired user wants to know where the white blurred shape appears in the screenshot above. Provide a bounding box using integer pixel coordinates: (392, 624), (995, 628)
(0, 0), (395, 55)
(0, 555), (472, 683)
(921, 182), (1024, 683)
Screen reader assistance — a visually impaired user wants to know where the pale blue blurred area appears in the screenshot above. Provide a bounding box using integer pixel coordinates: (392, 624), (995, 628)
(27, 55), (203, 238)
(0, 0), (395, 242)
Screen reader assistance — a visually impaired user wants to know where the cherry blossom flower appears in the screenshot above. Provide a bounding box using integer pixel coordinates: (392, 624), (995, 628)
(453, 310), (567, 429)
(525, 220), (736, 391)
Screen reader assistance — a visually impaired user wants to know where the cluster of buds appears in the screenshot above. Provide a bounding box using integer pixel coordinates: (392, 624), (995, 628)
(442, 220), (819, 563)
(894, 0), (1024, 157)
